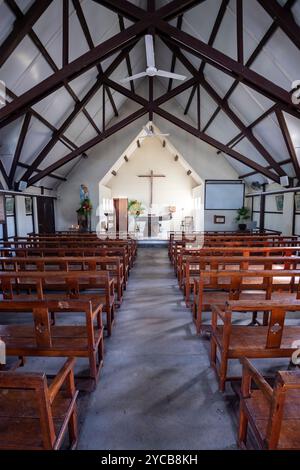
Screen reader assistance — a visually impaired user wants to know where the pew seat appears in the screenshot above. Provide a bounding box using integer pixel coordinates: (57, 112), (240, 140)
(0, 324), (103, 353)
(194, 290), (297, 321)
(193, 270), (300, 334)
(213, 325), (300, 356)
(0, 270), (115, 337)
(238, 358), (300, 450)
(0, 358), (78, 450)
(210, 300), (300, 391)
(15, 292), (115, 337)
(0, 300), (104, 390)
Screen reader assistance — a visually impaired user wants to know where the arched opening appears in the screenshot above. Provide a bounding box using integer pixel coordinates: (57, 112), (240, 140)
(98, 123), (204, 239)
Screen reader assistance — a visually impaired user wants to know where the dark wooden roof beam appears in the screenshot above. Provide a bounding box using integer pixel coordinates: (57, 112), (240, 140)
(0, 20), (149, 128)
(161, 38), (286, 176)
(62, 0), (69, 66)
(184, 0), (229, 115)
(167, 15), (183, 93)
(21, 45), (136, 182)
(95, 0), (206, 23)
(8, 112), (31, 188)
(6, 87), (78, 152)
(257, 0), (300, 50)
(156, 21), (299, 114)
(219, 104), (279, 152)
(153, 105), (280, 183)
(0, 0), (52, 68)
(17, 162), (67, 182)
(20, 79), (104, 182)
(275, 108), (300, 178)
(118, 15), (135, 94)
(27, 107), (148, 186)
(5, 0), (102, 135)
(236, 0), (244, 64)
(72, 0), (118, 117)
(0, 161), (9, 188)
(201, 0), (296, 132)
(239, 158), (292, 179)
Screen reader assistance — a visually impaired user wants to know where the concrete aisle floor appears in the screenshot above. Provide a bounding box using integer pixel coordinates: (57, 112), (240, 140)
(78, 247), (238, 450)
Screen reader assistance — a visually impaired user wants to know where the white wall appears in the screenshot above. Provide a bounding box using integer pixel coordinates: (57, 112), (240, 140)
(98, 184), (112, 231)
(55, 81), (239, 231)
(104, 137), (198, 232)
(15, 195), (33, 236)
(204, 210), (240, 231)
(192, 185), (203, 232)
(246, 183), (294, 235)
(56, 104), (148, 231)
(295, 212), (300, 235)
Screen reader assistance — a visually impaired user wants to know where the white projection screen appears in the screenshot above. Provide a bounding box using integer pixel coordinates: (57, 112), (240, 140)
(205, 181), (245, 209)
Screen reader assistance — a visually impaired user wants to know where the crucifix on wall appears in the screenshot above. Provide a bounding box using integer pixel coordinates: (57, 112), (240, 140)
(138, 170), (166, 207)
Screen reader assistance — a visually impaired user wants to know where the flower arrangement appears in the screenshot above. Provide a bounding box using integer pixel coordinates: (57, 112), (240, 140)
(77, 197), (93, 216)
(128, 200), (144, 217)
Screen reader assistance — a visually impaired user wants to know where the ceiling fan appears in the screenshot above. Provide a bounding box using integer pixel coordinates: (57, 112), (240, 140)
(120, 35), (187, 83)
(142, 125), (169, 138)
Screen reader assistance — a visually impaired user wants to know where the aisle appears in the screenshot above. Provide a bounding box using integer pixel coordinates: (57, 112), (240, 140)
(78, 247), (237, 450)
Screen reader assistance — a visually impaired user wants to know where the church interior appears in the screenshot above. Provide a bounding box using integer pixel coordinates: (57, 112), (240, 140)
(1, 0), (300, 454)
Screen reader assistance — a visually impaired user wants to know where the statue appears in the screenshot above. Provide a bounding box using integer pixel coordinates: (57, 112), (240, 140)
(80, 184), (89, 202)
(77, 184), (92, 232)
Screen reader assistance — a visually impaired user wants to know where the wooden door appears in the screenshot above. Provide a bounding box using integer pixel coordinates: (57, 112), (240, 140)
(113, 198), (128, 233)
(37, 197), (55, 233)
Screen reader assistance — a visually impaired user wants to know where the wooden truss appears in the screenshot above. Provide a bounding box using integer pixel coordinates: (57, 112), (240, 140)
(0, 0), (299, 188)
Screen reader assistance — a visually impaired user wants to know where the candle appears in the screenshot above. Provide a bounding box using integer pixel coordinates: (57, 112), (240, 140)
(0, 338), (6, 364)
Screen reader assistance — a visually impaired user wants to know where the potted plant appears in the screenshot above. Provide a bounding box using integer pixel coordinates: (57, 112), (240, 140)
(235, 206), (250, 231)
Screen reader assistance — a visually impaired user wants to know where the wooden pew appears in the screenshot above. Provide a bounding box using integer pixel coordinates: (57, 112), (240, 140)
(0, 300), (104, 389)
(0, 270), (115, 337)
(0, 357), (78, 450)
(178, 248), (300, 283)
(193, 270), (300, 334)
(4, 239), (136, 268)
(183, 256), (300, 306)
(238, 357), (300, 450)
(0, 246), (131, 284)
(23, 233), (137, 250)
(169, 235), (298, 266)
(12, 235), (138, 271)
(210, 299), (300, 391)
(0, 256), (125, 305)
(175, 245), (300, 281)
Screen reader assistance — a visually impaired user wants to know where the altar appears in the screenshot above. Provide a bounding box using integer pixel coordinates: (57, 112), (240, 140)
(136, 213), (172, 238)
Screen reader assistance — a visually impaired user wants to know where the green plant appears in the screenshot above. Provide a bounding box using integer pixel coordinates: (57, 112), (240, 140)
(128, 200), (144, 216)
(235, 206), (250, 222)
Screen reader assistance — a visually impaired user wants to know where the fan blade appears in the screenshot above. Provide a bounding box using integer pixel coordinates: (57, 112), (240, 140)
(120, 72), (147, 83)
(145, 34), (155, 68)
(143, 126), (151, 135)
(156, 70), (186, 81)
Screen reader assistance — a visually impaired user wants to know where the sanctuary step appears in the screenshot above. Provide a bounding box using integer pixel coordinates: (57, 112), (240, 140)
(138, 239), (168, 247)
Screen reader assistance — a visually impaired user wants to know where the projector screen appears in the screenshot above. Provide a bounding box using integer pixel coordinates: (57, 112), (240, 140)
(205, 181), (245, 210)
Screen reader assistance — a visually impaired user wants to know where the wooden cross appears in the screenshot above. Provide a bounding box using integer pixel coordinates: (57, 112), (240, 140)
(138, 170), (165, 206)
